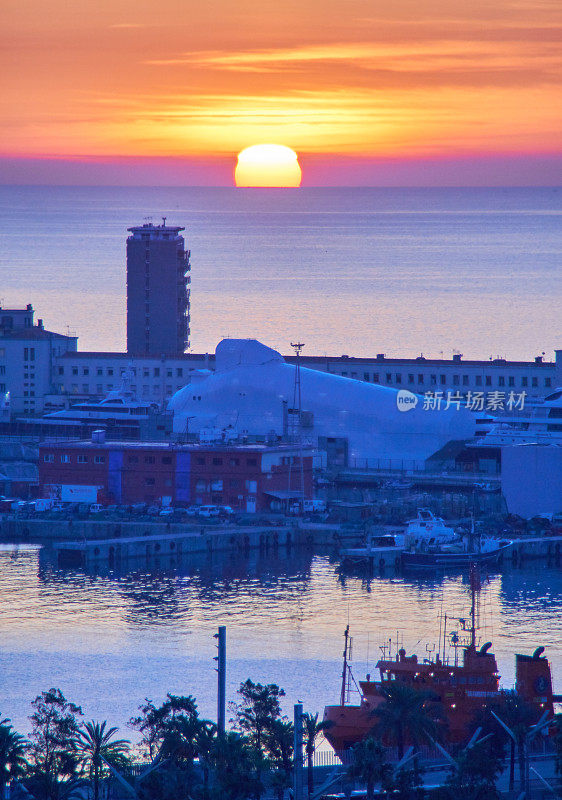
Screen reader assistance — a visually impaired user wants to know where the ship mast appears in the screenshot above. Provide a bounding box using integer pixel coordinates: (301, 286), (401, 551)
(340, 625), (350, 706)
(469, 563), (481, 649)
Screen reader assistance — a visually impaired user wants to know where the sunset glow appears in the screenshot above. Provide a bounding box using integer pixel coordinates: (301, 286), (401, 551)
(1, 0), (561, 184)
(235, 145), (302, 187)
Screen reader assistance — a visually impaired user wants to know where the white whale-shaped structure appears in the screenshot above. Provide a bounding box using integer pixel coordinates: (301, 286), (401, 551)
(169, 339), (475, 465)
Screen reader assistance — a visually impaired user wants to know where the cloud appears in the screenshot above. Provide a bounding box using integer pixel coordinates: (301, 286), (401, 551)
(144, 38), (562, 91)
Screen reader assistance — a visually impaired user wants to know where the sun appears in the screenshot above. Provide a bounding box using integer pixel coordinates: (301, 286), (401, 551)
(235, 144), (302, 187)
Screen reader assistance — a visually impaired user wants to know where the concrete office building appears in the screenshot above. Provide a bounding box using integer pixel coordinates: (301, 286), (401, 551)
(0, 305), (77, 415)
(126, 220), (191, 356)
(1, 305), (560, 417)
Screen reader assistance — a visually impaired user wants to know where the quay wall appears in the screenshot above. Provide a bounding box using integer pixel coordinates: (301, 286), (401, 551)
(0, 517), (349, 549)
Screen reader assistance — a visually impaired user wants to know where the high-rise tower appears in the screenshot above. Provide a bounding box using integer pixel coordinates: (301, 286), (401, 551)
(126, 219), (191, 355)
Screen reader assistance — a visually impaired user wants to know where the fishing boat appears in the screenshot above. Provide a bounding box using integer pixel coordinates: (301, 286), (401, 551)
(340, 533), (407, 568)
(323, 566), (559, 753)
(404, 509), (458, 546)
(400, 535), (512, 570)
(400, 510), (512, 570)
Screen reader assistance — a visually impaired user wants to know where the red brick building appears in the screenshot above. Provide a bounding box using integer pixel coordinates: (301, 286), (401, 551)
(38, 440), (313, 511)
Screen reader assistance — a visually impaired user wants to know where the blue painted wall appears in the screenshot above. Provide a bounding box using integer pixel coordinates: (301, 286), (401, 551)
(175, 451), (191, 503)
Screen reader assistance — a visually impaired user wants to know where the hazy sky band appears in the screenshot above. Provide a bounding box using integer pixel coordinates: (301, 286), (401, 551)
(2, 0), (561, 184)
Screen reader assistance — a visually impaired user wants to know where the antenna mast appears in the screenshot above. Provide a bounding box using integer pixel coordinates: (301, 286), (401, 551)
(469, 563), (481, 649)
(340, 625), (350, 706)
(287, 342), (305, 508)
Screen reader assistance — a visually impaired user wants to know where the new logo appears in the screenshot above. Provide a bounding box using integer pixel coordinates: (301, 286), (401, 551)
(396, 389), (418, 412)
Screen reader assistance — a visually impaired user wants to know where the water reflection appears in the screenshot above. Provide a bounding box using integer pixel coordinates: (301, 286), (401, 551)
(0, 544), (560, 737)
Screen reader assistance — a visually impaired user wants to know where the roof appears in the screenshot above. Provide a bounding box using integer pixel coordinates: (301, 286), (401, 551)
(262, 490), (305, 500)
(55, 350), (555, 368)
(38, 439), (312, 454)
(58, 351), (211, 360)
(426, 440), (472, 462)
(0, 328), (76, 342)
(291, 355), (555, 368)
(0, 462), (38, 482)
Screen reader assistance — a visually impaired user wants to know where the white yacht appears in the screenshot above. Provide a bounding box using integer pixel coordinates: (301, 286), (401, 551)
(474, 388), (562, 447)
(44, 372), (159, 423)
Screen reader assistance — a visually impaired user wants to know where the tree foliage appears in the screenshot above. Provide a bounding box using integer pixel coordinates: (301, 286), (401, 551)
(27, 688), (83, 800)
(347, 737), (391, 800)
(0, 720), (27, 793)
(208, 732), (264, 800)
(444, 739), (503, 800)
(75, 721), (130, 800)
(129, 694), (198, 760)
(302, 712), (332, 799)
(372, 683), (445, 758)
(230, 679), (286, 754)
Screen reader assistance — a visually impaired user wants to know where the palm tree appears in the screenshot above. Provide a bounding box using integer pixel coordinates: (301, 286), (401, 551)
(303, 713), (332, 799)
(0, 722), (27, 800)
(372, 683), (444, 759)
(265, 719), (294, 800)
(195, 721), (217, 800)
(491, 692), (538, 793)
(75, 721), (130, 800)
(347, 737), (390, 800)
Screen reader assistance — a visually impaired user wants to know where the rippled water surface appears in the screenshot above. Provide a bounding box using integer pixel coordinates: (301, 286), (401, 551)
(1, 544), (560, 737)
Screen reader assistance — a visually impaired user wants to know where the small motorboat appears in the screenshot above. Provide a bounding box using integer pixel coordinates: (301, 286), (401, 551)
(340, 533), (407, 569)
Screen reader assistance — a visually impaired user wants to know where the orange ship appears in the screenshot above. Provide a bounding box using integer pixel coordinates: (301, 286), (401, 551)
(323, 569), (559, 753)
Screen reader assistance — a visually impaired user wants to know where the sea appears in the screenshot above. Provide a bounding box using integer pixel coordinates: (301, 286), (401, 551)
(0, 185), (561, 737)
(0, 185), (561, 359)
(0, 545), (561, 739)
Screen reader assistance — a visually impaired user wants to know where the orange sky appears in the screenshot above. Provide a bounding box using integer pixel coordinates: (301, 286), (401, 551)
(2, 0), (561, 183)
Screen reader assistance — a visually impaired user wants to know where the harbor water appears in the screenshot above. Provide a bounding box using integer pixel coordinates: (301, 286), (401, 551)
(1, 542), (560, 738)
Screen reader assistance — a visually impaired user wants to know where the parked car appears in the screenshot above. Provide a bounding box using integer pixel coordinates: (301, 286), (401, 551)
(147, 505), (161, 516)
(198, 505), (221, 518)
(218, 505), (235, 518)
(89, 504), (104, 514)
(184, 506), (201, 517)
(159, 507), (175, 516)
